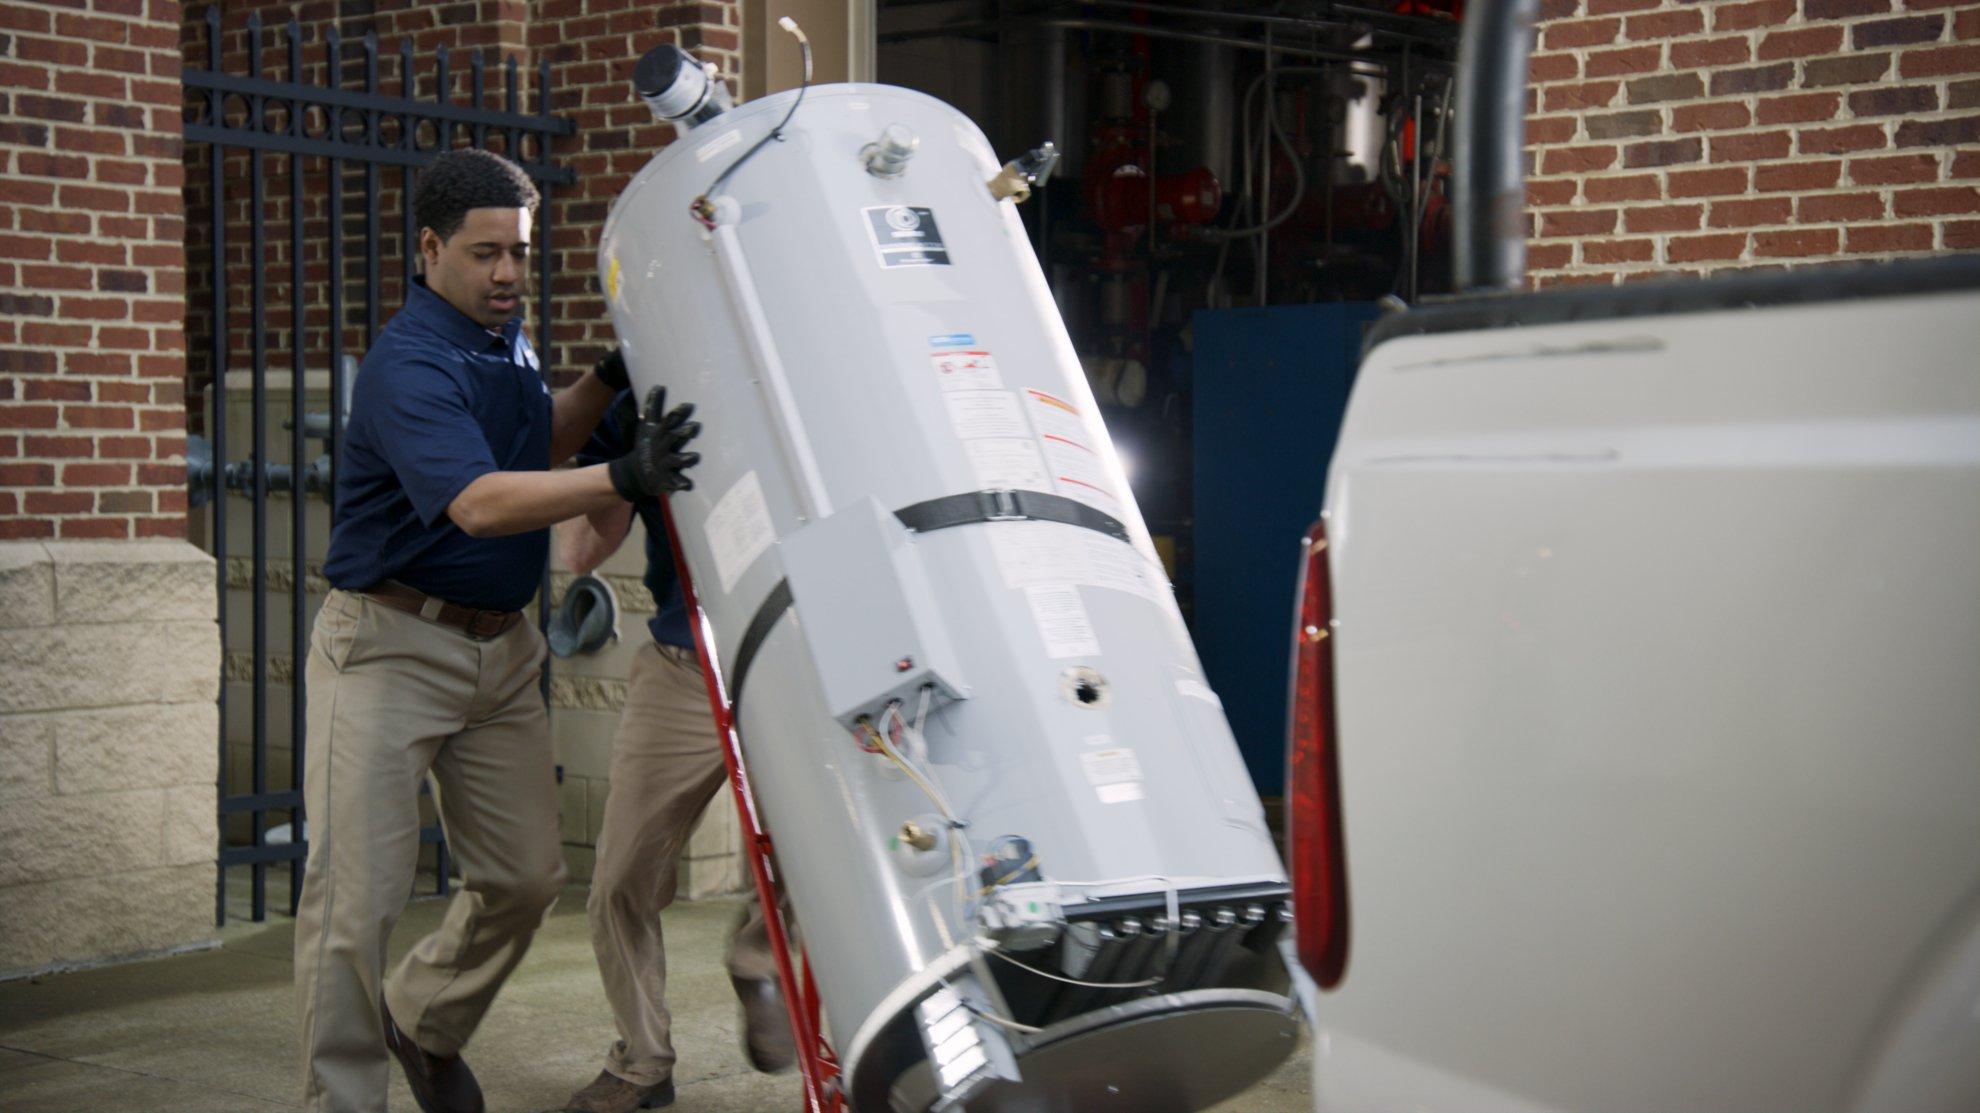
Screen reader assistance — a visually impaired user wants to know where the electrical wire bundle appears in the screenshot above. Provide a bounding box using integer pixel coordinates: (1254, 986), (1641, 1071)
(873, 688), (1187, 1037)
(690, 17), (814, 227)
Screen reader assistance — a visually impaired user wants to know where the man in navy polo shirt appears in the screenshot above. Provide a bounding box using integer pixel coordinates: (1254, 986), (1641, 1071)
(298, 148), (698, 1113)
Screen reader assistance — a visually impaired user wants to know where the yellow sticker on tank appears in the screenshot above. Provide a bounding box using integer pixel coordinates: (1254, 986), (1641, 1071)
(605, 255), (622, 302)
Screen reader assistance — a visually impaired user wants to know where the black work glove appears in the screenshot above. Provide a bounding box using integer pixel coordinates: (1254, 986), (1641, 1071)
(607, 385), (700, 501)
(594, 347), (630, 392)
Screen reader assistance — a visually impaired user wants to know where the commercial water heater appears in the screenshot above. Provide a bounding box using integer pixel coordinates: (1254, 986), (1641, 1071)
(600, 44), (1299, 1113)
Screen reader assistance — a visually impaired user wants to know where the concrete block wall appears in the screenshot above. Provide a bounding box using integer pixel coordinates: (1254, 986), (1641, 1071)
(0, 540), (220, 978)
(1524, 0), (1980, 286)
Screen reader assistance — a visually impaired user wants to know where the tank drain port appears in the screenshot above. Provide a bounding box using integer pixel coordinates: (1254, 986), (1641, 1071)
(1060, 666), (1110, 709)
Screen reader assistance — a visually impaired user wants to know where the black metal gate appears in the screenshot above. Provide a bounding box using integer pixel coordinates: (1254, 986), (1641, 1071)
(182, 7), (575, 925)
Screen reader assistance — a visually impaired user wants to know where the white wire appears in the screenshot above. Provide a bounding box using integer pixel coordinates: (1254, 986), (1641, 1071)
(870, 703), (1192, 1038)
(1205, 73), (1307, 240)
(912, 683), (932, 735)
(869, 700), (1048, 1038)
(1207, 71), (1310, 309)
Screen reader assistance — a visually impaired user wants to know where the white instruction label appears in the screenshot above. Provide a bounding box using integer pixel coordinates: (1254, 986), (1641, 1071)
(1023, 388), (1118, 511)
(1079, 534), (1163, 602)
(694, 130), (743, 162)
(966, 438), (1051, 492)
(1080, 748), (1145, 804)
(1175, 677), (1223, 706)
(942, 390), (1030, 440)
(704, 471), (775, 595)
(1025, 585), (1100, 659)
(989, 521), (1088, 588)
(931, 349), (1004, 392)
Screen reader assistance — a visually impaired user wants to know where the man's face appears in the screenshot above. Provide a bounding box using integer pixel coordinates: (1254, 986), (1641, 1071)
(420, 206), (530, 329)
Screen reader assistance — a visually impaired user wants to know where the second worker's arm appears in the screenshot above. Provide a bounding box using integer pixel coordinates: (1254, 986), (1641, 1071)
(557, 501), (636, 575)
(547, 348), (634, 466)
(451, 384), (698, 538)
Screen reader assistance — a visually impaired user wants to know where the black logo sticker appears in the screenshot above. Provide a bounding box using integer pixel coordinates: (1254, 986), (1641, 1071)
(862, 206), (951, 268)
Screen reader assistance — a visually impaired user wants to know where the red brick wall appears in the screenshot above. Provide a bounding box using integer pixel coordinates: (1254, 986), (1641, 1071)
(179, 0), (740, 417)
(1525, 0), (1980, 286)
(531, 0), (742, 386)
(3, 0), (738, 540)
(180, 2), (534, 438)
(0, 0), (188, 540)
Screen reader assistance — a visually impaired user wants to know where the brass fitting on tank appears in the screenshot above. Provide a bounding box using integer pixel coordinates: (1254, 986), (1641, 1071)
(986, 141), (1061, 204)
(986, 164), (1032, 204)
(898, 820), (938, 852)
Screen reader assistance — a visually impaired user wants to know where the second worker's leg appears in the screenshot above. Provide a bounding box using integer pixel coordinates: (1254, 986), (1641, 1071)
(725, 893), (797, 1073)
(590, 641), (733, 1088)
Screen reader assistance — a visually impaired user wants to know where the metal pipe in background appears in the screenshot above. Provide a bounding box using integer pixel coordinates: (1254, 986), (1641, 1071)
(1192, 17), (1234, 191)
(1258, 25), (1273, 305)
(1452, 0), (1539, 291)
(882, 17), (1421, 73)
(1081, 0), (1457, 42)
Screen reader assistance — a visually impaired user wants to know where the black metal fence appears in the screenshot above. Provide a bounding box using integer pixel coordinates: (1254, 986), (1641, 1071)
(183, 7), (574, 925)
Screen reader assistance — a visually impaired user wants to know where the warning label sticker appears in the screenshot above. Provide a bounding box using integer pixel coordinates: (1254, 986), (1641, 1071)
(1080, 533), (1164, 603)
(863, 206), (950, 268)
(1025, 585), (1100, 659)
(705, 471), (775, 595)
(986, 522), (1166, 606)
(942, 390), (1029, 440)
(990, 521), (1088, 588)
(1023, 389), (1118, 512)
(1080, 748), (1145, 804)
(966, 439), (1051, 492)
(930, 349), (1003, 392)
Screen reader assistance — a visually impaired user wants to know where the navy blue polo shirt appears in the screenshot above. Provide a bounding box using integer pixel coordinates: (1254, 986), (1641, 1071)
(323, 276), (551, 612)
(576, 391), (692, 648)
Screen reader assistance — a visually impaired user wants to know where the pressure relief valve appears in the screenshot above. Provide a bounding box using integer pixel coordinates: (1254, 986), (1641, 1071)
(862, 123), (918, 178)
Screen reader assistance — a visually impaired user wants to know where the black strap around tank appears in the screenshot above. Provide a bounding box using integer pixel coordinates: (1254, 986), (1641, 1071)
(726, 489), (1131, 708)
(728, 578), (792, 708)
(893, 488), (1130, 544)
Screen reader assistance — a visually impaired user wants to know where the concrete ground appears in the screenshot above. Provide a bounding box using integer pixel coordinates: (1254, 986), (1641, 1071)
(0, 886), (1313, 1112)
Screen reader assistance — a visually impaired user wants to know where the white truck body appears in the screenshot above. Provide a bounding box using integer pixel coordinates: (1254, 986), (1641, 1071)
(1308, 261), (1980, 1112)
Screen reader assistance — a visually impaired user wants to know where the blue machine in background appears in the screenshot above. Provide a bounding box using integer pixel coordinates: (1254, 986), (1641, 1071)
(1190, 302), (1379, 796)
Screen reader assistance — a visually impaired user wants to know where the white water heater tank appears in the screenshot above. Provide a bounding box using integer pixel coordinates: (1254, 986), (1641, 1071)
(601, 61), (1298, 1113)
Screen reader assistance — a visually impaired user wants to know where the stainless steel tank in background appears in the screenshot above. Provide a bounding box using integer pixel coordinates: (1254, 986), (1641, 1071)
(601, 56), (1297, 1112)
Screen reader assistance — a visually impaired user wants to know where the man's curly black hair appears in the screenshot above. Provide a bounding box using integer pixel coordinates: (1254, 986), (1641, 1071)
(412, 149), (540, 243)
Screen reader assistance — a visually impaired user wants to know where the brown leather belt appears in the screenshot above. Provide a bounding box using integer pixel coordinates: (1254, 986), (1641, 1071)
(363, 580), (523, 640)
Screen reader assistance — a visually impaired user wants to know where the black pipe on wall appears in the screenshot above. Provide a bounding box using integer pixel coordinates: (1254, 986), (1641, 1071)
(1452, 0), (1541, 292)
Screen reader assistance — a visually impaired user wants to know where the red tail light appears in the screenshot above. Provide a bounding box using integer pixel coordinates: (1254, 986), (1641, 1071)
(1288, 518), (1349, 988)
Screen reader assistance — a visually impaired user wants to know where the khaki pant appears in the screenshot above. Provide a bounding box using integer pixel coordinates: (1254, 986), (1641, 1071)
(295, 589), (568, 1112)
(590, 640), (774, 1087)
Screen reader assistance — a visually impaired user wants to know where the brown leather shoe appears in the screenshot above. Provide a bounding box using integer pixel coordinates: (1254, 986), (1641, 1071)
(382, 1005), (485, 1113)
(558, 1068), (674, 1112)
(732, 974), (797, 1073)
